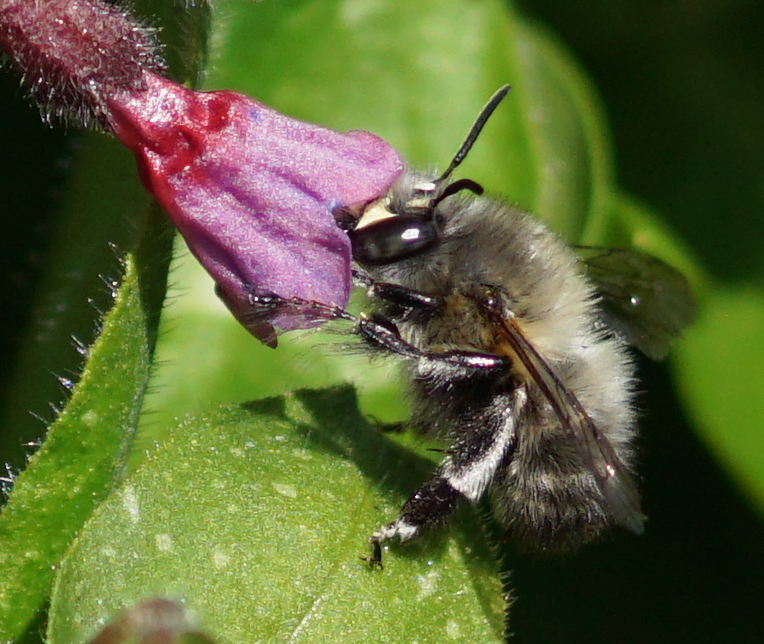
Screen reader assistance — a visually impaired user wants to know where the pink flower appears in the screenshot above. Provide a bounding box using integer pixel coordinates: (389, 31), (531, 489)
(1, 0), (405, 345)
(106, 73), (403, 344)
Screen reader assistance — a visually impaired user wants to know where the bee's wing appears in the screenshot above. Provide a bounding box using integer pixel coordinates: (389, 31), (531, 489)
(577, 247), (697, 360)
(498, 316), (646, 534)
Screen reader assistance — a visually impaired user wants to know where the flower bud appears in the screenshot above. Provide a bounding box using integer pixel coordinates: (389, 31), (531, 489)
(0, 0), (163, 128)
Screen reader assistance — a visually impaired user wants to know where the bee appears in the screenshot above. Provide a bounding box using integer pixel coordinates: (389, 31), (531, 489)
(247, 86), (696, 567)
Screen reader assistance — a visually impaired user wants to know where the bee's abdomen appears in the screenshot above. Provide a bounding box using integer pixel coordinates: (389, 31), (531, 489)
(489, 416), (613, 552)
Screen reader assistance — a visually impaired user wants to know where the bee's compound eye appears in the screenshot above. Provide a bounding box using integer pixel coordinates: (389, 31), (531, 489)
(350, 215), (439, 266)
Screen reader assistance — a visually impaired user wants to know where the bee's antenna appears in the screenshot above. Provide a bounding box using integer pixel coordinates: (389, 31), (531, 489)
(437, 84), (511, 184)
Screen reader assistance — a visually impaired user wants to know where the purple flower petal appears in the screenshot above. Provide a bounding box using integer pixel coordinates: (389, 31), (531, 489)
(107, 73), (404, 344)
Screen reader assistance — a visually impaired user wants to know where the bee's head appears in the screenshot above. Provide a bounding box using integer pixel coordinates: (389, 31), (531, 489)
(339, 84), (511, 268)
(344, 173), (482, 267)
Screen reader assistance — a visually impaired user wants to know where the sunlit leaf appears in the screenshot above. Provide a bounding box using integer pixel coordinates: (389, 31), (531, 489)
(49, 389), (505, 644)
(675, 287), (764, 512)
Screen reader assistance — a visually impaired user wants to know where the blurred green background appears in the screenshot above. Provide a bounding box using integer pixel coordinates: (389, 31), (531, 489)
(506, 1), (764, 641)
(1, 0), (763, 642)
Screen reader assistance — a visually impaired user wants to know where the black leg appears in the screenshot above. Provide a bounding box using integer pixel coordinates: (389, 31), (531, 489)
(367, 395), (520, 568)
(247, 290), (351, 320)
(352, 268), (442, 310)
(368, 477), (463, 569)
(377, 421), (408, 434)
(356, 315), (506, 372)
(368, 282), (441, 310)
(244, 289), (508, 373)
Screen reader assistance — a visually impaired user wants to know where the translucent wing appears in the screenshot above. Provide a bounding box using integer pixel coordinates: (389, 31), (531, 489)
(497, 315), (646, 534)
(577, 247), (697, 360)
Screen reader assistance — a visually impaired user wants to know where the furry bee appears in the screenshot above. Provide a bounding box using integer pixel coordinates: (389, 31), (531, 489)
(249, 86), (695, 566)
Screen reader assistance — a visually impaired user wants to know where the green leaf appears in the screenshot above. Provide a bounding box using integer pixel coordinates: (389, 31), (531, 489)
(0, 1), (210, 639)
(48, 389), (505, 644)
(675, 285), (764, 511)
(0, 202), (172, 641)
(0, 135), (155, 469)
(207, 0), (613, 241)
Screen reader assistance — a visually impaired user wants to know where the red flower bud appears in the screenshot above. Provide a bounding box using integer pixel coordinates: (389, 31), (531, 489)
(0, 0), (163, 128)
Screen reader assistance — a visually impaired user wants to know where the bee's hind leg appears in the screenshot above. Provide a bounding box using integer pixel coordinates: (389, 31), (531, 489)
(367, 399), (519, 569)
(236, 288), (515, 570)
(366, 477), (464, 569)
(351, 316), (517, 569)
